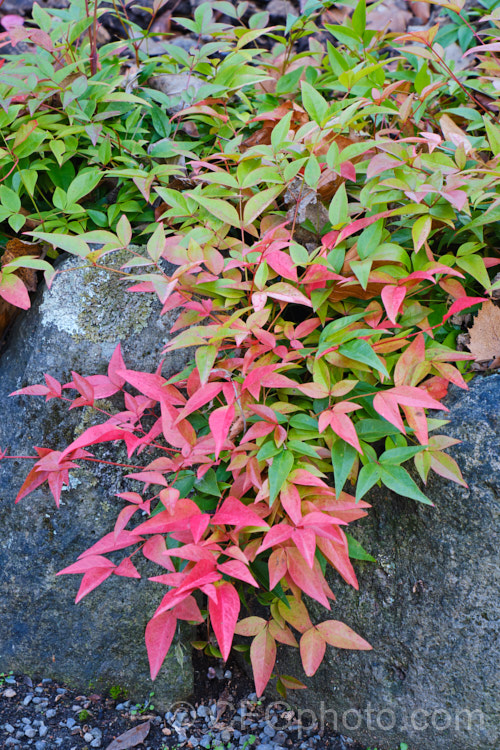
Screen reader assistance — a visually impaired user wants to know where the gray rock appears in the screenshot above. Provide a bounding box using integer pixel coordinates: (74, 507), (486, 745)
(0, 250), (195, 710)
(274, 376), (500, 750)
(44, 710), (56, 719)
(4, 723), (15, 733)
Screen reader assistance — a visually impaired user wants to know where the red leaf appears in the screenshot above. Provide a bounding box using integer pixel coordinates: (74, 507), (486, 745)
(317, 537), (359, 589)
(114, 558), (141, 578)
(142, 535), (174, 570)
(257, 524), (293, 554)
(209, 403), (235, 459)
(211, 496), (270, 530)
(218, 559), (259, 587)
(175, 381), (224, 422)
(300, 627), (326, 677)
(292, 527), (317, 569)
(286, 549), (331, 609)
(209, 581), (240, 661)
(146, 611), (177, 679)
(60, 423), (130, 459)
(0, 271), (30, 309)
(266, 282), (312, 308)
(316, 620), (372, 650)
(268, 547), (288, 590)
(58, 555), (115, 575)
(280, 482), (302, 525)
(117, 369), (185, 405)
(114, 504), (139, 539)
(381, 285), (406, 324)
(328, 410), (361, 453)
(250, 627), (276, 697)
(108, 344), (126, 388)
(443, 296), (486, 322)
(173, 595), (204, 623)
(265, 249), (298, 282)
(78, 530), (144, 558)
(75, 567), (114, 603)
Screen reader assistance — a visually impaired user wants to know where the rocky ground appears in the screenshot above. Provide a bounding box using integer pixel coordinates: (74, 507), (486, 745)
(0, 666), (365, 750)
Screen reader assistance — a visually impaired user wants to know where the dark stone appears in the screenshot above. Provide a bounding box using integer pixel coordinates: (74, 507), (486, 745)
(274, 375), (500, 750)
(0, 251), (194, 708)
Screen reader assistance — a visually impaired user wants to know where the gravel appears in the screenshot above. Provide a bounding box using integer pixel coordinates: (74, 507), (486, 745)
(0, 672), (365, 750)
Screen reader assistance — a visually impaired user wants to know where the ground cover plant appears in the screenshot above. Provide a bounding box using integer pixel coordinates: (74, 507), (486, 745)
(2, 0), (500, 699)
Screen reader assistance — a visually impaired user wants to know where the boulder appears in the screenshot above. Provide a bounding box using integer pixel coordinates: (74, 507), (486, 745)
(274, 375), (500, 750)
(0, 251), (194, 708)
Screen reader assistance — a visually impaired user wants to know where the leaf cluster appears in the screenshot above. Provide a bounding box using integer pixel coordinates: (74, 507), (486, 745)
(5, 0), (500, 697)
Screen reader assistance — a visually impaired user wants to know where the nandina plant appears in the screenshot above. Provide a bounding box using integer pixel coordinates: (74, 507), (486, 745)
(4, 0), (500, 697)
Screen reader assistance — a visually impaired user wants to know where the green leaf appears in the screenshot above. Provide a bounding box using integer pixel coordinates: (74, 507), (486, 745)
(190, 194), (240, 228)
(329, 183), (348, 227)
(331, 438), (357, 497)
(345, 533), (376, 562)
(356, 463), (380, 502)
(351, 0), (366, 37)
(243, 185), (283, 226)
(30, 231), (90, 258)
(379, 465), (433, 505)
(456, 255), (491, 290)
(195, 345), (218, 385)
(300, 81), (328, 126)
(271, 111), (293, 151)
(339, 340), (389, 378)
(379, 446), (425, 465)
(304, 156), (321, 189)
(269, 449), (295, 506)
(66, 170), (102, 205)
(195, 468), (221, 497)
(8, 213), (26, 232)
(0, 185), (21, 213)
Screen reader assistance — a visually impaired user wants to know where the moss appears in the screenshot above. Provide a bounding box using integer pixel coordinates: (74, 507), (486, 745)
(75, 247), (156, 344)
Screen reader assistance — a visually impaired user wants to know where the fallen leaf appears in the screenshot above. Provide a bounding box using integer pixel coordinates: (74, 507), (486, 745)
(410, 1), (430, 22)
(367, 2), (412, 33)
(105, 721), (150, 750)
(467, 301), (500, 362)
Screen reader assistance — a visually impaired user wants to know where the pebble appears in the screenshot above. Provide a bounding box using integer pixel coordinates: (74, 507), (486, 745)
(45, 708), (56, 719)
(24, 727), (37, 738)
(84, 733), (94, 742)
(39, 723), (48, 737)
(4, 723), (15, 733)
(3, 688), (16, 698)
(66, 717), (76, 728)
(23, 694), (33, 705)
(35, 742), (47, 750)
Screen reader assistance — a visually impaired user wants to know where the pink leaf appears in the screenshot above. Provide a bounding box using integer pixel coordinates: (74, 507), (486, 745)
(316, 620), (372, 650)
(300, 627), (326, 677)
(0, 271), (30, 309)
(209, 581), (240, 661)
(381, 285), (406, 324)
(442, 296), (486, 322)
(75, 567), (114, 603)
(250, 627), (276, 697)
(209, 403), (235, 460)
(146, 611), (177, 679)
(211, 496), (270, 530)
(266, 282), (312, 307)
(114, 558), (141, 578)
(59, 423), (130, 459)
(175, 382), (224, 423)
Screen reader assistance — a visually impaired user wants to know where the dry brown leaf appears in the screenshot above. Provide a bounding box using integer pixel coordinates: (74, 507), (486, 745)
(366, 1), (412, 32)
(2, 239), (41, 292)
(467, 301), (500, 362)
(410, 0), (430, 22)
(104, 720), (150, 750)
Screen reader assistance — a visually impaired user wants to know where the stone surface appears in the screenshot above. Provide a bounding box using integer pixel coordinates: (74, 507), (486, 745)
(0, 250), (194, 709)
(275, 375), (500, 750)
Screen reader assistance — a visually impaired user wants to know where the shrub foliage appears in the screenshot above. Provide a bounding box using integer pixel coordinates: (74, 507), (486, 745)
(2, 0), (500, 696)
